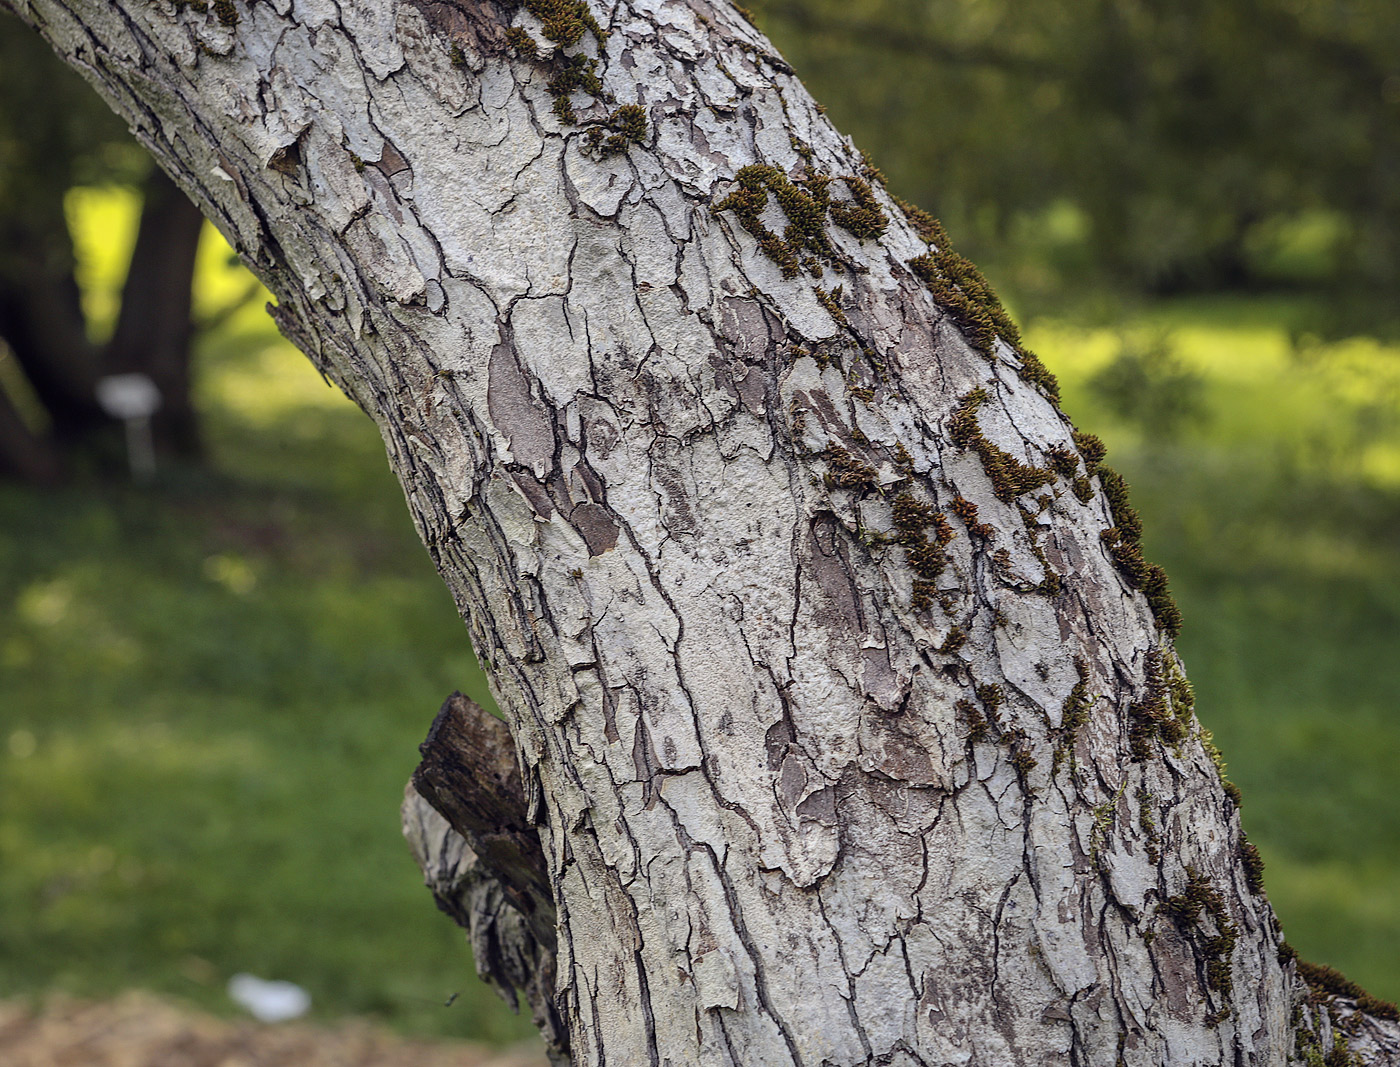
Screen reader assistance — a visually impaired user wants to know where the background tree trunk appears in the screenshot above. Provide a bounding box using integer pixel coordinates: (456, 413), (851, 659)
(0, 161), (204, 476)
(0, 12), (207, 481)
(7, 0), (1398, 1062)
(104, 166), (206, 459)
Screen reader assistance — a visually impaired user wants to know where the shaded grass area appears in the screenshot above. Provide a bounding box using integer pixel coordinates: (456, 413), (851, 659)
(1028, 304), (1400, 1002)
(0, 201), (527, 1042)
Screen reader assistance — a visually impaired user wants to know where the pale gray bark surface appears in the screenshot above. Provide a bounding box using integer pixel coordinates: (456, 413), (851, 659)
(9, 0), (1399, 1061)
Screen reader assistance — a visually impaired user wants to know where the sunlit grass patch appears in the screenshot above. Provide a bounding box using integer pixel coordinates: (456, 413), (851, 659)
(1026, 305), (1400, 489)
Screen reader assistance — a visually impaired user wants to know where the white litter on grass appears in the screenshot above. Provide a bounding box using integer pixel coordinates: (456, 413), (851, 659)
(227, 973), (311, 1022)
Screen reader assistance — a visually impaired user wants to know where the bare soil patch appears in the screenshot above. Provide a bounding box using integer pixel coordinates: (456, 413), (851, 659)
(0, 992), (548, 1067)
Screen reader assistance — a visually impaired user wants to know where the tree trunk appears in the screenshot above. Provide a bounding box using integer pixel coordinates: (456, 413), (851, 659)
(0, 192), (110, 454)
(104, 165), (206, 458)
(0, 161), (204, 476)
(8, 0), (1397, 1062)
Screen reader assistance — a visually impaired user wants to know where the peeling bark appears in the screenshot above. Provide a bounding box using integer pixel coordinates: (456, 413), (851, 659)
(9, 0), (1399, 1061)
(403, 706), (569, 1065)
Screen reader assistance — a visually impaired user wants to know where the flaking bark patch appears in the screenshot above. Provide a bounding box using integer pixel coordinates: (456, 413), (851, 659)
(487, 344), (556, 475)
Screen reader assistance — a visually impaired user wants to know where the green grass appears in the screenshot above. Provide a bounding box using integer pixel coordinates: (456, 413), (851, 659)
(3, 188), (1398, 1042)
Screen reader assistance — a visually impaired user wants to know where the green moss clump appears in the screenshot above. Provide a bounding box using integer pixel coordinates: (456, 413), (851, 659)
(585, 103), (649, 156)
(892, 489), (954, 612)
(1053, 656), (1091, 775)
(859, 152), (887, 188)
(1292, 1012), (1354, 1067)
(829, 176), (888, 240)
(712, 168), (889, 280)
(1296, 960), (1400, 1022)
(823, 444), (877, 491)
(1089, 784), (1123, 862)
(976, 683), (1005, 712)
(1046, 445), (1081, 481)
(1163, 866), (1238, 998)
(1166, 658), (1195, 717)
(950, 495), (993, 539)
(894, 196), (950, 249)
(498, 0), (610, 129)
(892, 490), (936, 531)
(211, 0), (238, 25)
(523, 0), (607, 48)
(909, 252), (1001, 354)
(609, 103), (647, 144)
(815, 286), (849, 326)
(937, 626), (967, 654)
(1128, 651), (1187, 761)
(957, 698), (989, 742)
(1072, 430), (1107, 475)
(1094, 463), (1182, 640)
(547, 52), (602, 106)
(713, 165), (837, 279)
(948, 387), (988, 448)
(504, 27), (537, 60)
(1099, 467), (1143, 541)
(552, 97), (576, 124)
(946, 388), (1055, 503)
(1016, 350), (1061, 398)
(901, 210), (1059, 400)
(1239, 834), (1265, 895)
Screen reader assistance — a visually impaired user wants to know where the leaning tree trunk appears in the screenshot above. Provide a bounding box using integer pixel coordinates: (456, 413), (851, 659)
(9, 0), (1397, 1062)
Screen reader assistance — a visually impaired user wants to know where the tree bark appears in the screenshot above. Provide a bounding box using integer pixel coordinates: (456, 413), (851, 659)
(7, 0), (1397, 1062)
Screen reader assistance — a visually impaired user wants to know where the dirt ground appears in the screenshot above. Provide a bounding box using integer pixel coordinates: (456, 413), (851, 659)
(0, 992), (549, 1067)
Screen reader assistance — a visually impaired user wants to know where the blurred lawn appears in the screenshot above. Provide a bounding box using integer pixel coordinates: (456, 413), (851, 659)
(1, 188), (1397, 1039)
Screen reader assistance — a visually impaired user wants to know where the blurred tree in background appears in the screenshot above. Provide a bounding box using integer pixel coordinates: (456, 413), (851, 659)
(0, 15), (205, 483)
(751, 0), (1400, 310)
(4, 0), (1397, 482)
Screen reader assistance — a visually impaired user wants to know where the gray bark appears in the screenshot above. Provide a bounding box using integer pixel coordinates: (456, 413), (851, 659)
(8, 0), (1398, 1061)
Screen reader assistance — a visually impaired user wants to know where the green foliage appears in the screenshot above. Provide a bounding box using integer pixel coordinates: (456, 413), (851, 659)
(1088, 332), (1208, 440)
(747, 0), (1400, 315)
